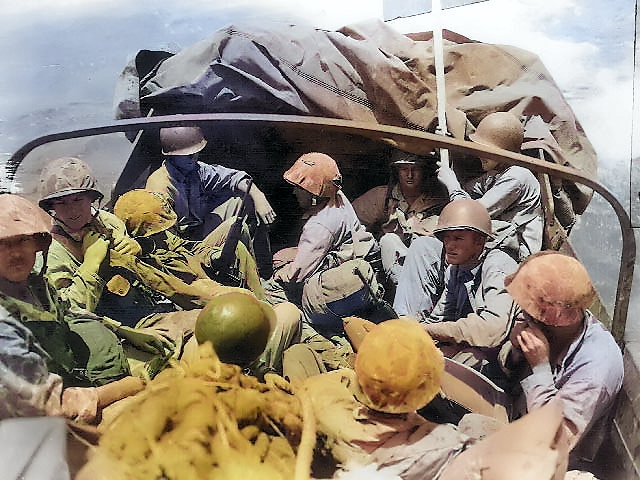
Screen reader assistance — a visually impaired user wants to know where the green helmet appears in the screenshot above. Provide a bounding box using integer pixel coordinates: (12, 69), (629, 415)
(433, 199), (494, 240)
(469, 112), (524, 153)
(389, 149), (433, 166)
(195, 292), (275, 366)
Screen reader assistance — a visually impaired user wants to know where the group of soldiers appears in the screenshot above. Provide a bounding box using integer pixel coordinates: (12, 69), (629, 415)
(0, 111), (624, 477)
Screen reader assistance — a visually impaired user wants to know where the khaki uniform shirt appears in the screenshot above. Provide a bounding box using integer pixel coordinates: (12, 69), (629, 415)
(353, 184), (445, 241)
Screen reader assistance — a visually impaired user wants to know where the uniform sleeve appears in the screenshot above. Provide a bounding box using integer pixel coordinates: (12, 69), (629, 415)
(274, 220), (334, 284)
(200, 163), (251, 194)
(46, 240), (105, 313)
(145, 164), (174, 196)
(473, 171), (526, 219)
(426, 251), (517, 347)
(0, 309), (63, 419)
(520, 350), (621, 442)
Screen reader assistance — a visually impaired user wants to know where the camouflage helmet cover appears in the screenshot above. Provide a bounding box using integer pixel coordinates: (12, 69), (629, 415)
(38, 157), (103, 209)
(354, 318), (444, 414)
(505, 251), (593, 326)
(113, 189), (178, 238)
(0, 194), (52, 252)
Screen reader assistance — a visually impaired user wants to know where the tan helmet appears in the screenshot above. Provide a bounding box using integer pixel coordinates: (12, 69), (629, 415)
(505, 251), (593, 327)
(0, 194), (52, 252)
(38, 157), (103, 210)
(433, 199), (493, 240)
(283, 152), (342, 198)
(160, 126), (207, 155)
(469, 112), (524, 153)
(113, 189), (178, 238)
(354, 318), (444, 414)
(194, 292), (276, 366)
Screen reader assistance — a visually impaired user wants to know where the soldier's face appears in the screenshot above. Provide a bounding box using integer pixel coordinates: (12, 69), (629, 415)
(441, 230), (485, 267)
(479, 157), (500, 172)
(0, 235), (38, 282)
(50, 192), (94, 232)
(294, 186), (314, 209)
(397, 164), (423, 190)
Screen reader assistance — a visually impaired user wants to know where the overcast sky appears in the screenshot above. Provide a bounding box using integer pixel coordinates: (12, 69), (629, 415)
(1, 0), (634, 171)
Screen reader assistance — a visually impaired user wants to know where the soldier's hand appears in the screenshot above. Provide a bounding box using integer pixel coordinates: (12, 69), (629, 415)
(82, 231), (110, 267)
(112, 236), (142, 256)
(117, 325), (175, 356)
(515, 322), (550, 367)
(509, 320), (528, 346)
(250, 186), (277, 225)
(61, 387), (99, 424)
(436, 160), (461, 193)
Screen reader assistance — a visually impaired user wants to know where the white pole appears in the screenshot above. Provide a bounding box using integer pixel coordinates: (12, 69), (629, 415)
(432, 0), (450, 166)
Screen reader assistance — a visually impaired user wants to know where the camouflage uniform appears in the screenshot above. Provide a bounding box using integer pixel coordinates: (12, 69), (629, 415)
(0, 304), (64, 419)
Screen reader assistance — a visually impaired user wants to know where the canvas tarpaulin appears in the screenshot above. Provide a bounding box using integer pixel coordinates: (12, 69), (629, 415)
(115, 19), (596, 213)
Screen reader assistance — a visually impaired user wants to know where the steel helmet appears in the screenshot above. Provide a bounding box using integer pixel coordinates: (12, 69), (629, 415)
(354, 318), (444, 414)
(390, 149), (430, 166)
(194, 292), (276, 366)
(283, 152), (342, 198)
(433, 199), (493, 240)
(160, 126), (207, 155)
(0, 194), (52, 252)
(38, 157), (103, 210)
(113, 189), (178, 238)
(469, 112), (524, 153)
(505, 251), (593, 326)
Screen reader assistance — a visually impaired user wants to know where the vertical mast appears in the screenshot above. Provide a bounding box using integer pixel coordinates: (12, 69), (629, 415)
(432, 0), (450, 166)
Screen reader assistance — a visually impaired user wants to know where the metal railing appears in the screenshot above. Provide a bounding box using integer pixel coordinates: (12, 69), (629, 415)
(7, 113), (635, 345)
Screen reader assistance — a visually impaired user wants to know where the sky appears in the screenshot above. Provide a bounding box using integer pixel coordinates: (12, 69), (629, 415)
(0, 0), (638, 329)
(1, 0), (634, 173)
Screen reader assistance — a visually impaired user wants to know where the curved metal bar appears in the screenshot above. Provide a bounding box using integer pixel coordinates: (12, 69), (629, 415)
(7, 113), (634, 345)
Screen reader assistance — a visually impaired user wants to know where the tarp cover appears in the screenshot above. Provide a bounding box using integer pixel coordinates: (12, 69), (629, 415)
(114, 19), (596, 213)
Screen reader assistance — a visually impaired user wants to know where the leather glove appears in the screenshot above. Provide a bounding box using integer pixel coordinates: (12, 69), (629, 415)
(112, 236), (142, 256)
(436, 160), (462, 194)
(61, 387), (99, 424)
(82, 231), (110, 269)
